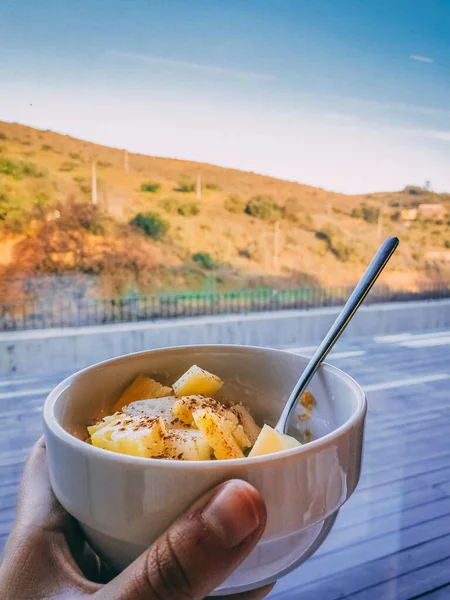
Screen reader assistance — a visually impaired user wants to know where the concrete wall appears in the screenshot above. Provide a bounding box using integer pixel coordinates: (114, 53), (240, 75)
(1, 299), (449, 376)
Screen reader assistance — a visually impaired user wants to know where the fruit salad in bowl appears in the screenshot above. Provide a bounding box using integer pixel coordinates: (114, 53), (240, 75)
(87, 365), (303, 460)
(43, 344), (366, 595)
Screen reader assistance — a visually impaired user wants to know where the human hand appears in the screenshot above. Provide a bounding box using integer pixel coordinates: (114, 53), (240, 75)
(0, 437), (273, 600)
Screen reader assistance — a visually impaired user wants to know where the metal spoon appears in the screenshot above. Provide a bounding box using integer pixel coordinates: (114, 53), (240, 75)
(275, 236), (399, 434)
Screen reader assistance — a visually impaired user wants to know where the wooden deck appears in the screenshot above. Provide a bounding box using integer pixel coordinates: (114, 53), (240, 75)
(1, 331), (450, 599)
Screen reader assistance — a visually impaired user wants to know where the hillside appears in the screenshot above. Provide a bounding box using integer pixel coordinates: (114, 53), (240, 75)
(0, 120), (449, 302)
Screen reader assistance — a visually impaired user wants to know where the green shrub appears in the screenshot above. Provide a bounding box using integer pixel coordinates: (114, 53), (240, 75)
(0, 192), (20, 231)
(59, 161), (77, 172)
(97, 160), (112, 168)
(332, 240), (352, 262)
(361, 204), (379, 224)
(159, 197), (180, 213)
(0, 187), (55, 233)
(0, 158), (20, 178)
(238, 248), (252, 259)
(69, 152), (82, 161)
(224, 194), (245, 214)
(42, 144), (53, 151)
(176, 180), (195, 193)
(140, 181), (161, 193)
(404, 185), (424, 196)
(316, 226), (351, 262)
(445, 240), (450, 249)
(351, 203), (379, 224)
(0, 158), (43, 179)
(205, 182), (221, 191)
(58, 201), (105, 235)
(178, 202), (200, 217)
(245, 195), (281, 222)
(0, 132), (7, 141)
(315, 230), (330, 242)
(130, 212), (169, 239)
(193, 252), (216, 270)
(22, 162), (43, 177)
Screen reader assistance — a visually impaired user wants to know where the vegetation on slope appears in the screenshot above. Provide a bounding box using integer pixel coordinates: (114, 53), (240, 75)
(0, 120), (449, 303)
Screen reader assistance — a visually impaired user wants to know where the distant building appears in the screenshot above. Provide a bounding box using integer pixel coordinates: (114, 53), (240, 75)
(425, 251), (450, 263)
(400, 208), (417, 221)
(418, 204), (446, 219)
(400, 203), (446, 222)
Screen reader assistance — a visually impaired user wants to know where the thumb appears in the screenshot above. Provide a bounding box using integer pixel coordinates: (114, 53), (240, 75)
(96, 480), (267, 600)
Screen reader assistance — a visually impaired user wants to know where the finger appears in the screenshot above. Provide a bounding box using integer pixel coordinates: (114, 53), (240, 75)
(97, 479), (267, 600)
(4, 437), (76, 554)
(2, 437), (100, 594)
(14, 437), (68, 533)
(212, 583), (276, 599)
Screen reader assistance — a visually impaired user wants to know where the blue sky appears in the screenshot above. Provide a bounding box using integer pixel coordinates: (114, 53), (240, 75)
(1, 0), (449, 193)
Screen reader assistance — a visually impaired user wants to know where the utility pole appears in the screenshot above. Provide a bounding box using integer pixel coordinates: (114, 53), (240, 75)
(196, 175), (202, 201)
(273, 221), (280, 272)
(91, 161), (97, 206)
(124, 149), (129, 173)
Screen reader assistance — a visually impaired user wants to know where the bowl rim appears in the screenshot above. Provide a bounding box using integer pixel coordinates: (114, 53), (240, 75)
(43, 344), (367, 468)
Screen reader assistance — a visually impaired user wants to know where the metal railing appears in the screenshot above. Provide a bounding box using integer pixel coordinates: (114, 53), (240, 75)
(0, 284), (449, 331)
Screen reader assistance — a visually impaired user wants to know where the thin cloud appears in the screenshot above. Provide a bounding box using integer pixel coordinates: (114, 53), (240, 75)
(351, 98), (450, 119)
(383, 126), (450, 143)
(415, 129), (450, 142)
(106, 50), (273, 81)
(410, 55), (434, 63)
(281, 92), (450, 119)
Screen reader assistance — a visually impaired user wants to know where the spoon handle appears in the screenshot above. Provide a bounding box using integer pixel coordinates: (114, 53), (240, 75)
(275, 236), (399, 434)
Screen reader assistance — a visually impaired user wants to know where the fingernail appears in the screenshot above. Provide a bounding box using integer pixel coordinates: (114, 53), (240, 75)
(201, 481), (262, 549)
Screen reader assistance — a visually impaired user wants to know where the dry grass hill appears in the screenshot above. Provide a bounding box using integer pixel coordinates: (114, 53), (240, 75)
(0, 120), (449, 302)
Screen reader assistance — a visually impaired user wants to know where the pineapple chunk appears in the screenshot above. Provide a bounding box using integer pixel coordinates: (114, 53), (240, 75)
(172, 396), (196, 426)
(193, 407), (244, 460)
(221, 410), (252, 450)
(173, 365), (223, 398)
(172, 396), (253, 450)
(248, 424), (301, 457)
(90, 414), (166, 458)
(164, 429), (212, 461)
(87, 414), (118, 437)
(230, 404), (261, 446)
(112, 375), (172, 413)
(281, 433), (303, 449)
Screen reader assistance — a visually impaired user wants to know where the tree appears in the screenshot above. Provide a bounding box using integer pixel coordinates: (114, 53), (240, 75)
(130, 212), (169, 239)
(193, 252), (216, 270)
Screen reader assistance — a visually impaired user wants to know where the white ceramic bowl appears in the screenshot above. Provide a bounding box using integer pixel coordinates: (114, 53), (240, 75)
(43, 345), (366, 596)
